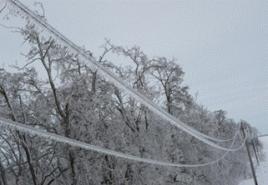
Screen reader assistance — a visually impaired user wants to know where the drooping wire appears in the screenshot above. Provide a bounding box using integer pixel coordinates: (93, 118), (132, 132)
(0, 117), (246, 168)
(2, 0), (243, 151)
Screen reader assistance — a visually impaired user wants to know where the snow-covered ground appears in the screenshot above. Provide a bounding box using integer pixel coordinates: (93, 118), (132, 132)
(239, 137), (268, 185)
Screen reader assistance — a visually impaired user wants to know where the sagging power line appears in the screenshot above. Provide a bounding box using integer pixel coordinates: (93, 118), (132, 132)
(1, 0), (244, 152)
(0, 117), (246, 168)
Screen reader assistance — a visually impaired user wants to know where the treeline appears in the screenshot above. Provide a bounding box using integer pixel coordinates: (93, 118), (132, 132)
(0, 21), (262, 185)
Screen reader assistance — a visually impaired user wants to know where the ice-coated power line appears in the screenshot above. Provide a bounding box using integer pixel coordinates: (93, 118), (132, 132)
(0, 117), (246, 168)
(2, 0), (240, 151)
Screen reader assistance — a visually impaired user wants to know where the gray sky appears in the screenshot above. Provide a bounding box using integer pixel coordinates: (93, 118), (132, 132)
(0, 0), (267, 133)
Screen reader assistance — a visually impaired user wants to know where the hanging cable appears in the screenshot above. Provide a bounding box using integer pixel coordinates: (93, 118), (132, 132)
(2, 0), (242, 151)
(0, 117), (246, 168)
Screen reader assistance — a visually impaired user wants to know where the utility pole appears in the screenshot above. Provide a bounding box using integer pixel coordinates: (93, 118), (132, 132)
(251, 139), (260, 166)
(241, 122), (258, 185)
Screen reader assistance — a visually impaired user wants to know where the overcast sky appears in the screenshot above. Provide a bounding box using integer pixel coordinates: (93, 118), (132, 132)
(0, 0), (267, 133)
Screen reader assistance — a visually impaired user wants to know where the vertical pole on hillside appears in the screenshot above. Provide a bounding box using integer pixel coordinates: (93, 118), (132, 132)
(241, 122), (258, 185)
(252, 139), (260, 166)
(254, 139), (260, 153)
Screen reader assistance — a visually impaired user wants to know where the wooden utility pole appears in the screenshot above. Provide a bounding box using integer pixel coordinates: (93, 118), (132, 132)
(251, 139), (260, 166)
(241, 122), (258, 185)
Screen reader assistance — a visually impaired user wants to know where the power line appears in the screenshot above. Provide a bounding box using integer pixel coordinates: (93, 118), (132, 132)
(2, 0), (242, 151)
(258, 134), (268, 138)
(0, 117), (246, 168)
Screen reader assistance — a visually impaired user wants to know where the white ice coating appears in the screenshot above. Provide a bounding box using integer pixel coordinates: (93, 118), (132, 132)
(1, 0), (243, 152)
(0, 117), (246, 168)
